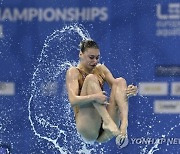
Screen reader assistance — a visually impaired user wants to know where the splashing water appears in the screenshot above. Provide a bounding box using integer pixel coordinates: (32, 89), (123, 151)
(28, 24), (108, 153)
(136, 92), (180, 154)
(141, 122), (180, 154)
(23, 23), (180, 153)
(131, 91), (180, 154)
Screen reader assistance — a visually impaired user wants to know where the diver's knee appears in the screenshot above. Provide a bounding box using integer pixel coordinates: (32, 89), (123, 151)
(114, 77), (127, 87)
(85, 74), (98, 83)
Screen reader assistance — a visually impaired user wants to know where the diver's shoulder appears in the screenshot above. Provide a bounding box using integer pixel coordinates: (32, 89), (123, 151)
(96, 63), (107, 70)
(66, 66), (79, 74)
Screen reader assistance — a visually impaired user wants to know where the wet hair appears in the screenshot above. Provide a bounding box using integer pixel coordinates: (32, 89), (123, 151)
(79, 40), (99, 53)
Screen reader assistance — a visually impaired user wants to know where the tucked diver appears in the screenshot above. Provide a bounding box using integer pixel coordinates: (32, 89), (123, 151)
(66, 40), (137, 142)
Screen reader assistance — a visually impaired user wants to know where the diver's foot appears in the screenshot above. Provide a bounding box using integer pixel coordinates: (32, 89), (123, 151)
(115, 126), (128, 145)
(118, 130), (128, 138)
(119, 121), (128, 137)
(102, 122), (120, 136)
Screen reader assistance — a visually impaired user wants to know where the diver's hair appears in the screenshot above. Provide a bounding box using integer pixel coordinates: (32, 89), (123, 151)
(79, 40), (99, 53)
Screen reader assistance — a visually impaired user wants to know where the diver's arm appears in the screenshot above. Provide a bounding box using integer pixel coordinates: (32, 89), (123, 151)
(100, 64), (116, 88)
(101, 64), (138, 96)
(66, 67), (107, 107)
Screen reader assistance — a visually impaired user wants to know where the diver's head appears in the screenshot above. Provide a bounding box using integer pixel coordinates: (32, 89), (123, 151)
(79, 40), (100, 69)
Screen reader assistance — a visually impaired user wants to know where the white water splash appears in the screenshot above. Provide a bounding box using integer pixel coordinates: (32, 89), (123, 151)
(140, 118), (180, 154)
(28, 24), (107, 153)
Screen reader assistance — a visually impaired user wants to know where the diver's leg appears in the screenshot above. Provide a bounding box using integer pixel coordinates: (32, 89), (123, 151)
(75, 75), (101, 141)
(97, 77), (128, 143)
(76, 74), (119, 141)
(85, 74), (119, 135)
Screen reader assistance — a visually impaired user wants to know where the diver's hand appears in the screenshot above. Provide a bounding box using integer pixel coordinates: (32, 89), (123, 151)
(94, 91), (109, 105)
(126, 85), (138, 97)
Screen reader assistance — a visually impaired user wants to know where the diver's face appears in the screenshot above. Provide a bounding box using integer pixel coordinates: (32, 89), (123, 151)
(80, 48), (100, 69)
